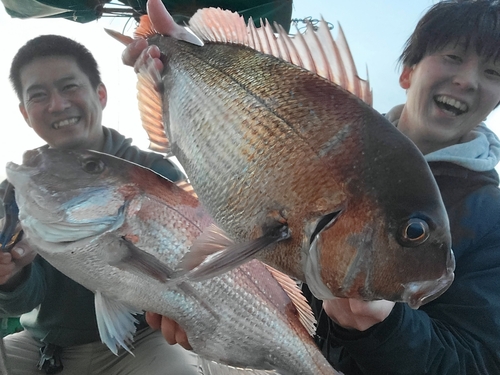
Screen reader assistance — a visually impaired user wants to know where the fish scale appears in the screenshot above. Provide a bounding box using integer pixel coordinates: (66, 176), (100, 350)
(6, 148), (341, 375)
(131, 5), (454, 308)
(161, 38), (378, 278)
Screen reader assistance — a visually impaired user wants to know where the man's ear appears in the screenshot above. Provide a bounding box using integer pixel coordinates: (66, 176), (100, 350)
(399, 65), (414, 90)
(97, 83), (108, 109)
(19, 103), (32, 128)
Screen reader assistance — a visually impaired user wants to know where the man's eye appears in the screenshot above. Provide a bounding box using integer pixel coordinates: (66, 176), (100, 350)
(63, 84), (78, 91)
(28, 92), (46, 102)
(445, 54), (462, 62)
(485, 68), (500, 78)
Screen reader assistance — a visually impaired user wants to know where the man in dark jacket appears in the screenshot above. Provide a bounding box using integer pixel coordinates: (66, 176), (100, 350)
(0, 35), (201, 374)
(307, 1), (500, 373)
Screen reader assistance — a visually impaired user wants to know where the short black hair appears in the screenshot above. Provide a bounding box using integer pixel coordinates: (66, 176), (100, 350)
(9, 34), (102, 102)
(399, 0), (500, 67)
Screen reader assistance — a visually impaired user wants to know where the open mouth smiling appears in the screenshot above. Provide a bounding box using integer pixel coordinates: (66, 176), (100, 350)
(434, 95), (469, 116)
(52, 117), (80, 129)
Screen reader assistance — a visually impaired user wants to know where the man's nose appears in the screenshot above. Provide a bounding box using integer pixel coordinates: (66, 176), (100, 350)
(48, 91), (70, 112)
(453, 61), (480, 91)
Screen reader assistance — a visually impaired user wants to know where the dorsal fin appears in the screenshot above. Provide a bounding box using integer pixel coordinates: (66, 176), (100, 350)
(134, 8), (373, 154)
(264, 265), (317, 337)
(188, 7), (373, 105)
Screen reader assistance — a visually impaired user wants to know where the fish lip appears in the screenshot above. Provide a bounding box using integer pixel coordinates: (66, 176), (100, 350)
(5, 160), (38, 183)
(402, 249), (456, 309)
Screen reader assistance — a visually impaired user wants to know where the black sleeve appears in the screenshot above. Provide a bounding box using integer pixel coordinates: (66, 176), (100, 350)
(320, 213), (500, 374)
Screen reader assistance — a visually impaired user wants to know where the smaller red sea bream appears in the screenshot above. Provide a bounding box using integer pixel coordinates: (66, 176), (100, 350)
(6, 148), (342, 375)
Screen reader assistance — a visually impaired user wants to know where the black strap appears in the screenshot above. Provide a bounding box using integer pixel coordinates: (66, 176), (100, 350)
(37, 343), (63, 374)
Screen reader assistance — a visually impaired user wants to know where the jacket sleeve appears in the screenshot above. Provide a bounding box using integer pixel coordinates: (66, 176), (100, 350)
(327, 208), (500, 374)
(0, 257), (48, 317)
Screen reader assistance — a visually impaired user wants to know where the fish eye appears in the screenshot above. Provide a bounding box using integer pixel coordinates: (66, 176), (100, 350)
(398, 218), (430, 247)
(81, 158), (105, 174)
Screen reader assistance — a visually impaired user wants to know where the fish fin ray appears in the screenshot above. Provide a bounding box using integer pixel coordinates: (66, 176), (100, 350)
(277, 23), (303, 67)
(189, 7), (249, 46)
(315, 18), (346, 88)
(179, 224), (234, 271)
(289, 23), (317, 75)
(335, 23), (360, 101)
(334, 23), (372, 105)
(302, 20), (331, 81)
(134, 15), (157, 39)
(274, 24), (292, 62)
(262, 19), (281, 57)
(197, 357), (278, 374)
(182, 225), (290, 282)
(136, 54), (171, 153)
(188, 8), (372, 105)
(174, 180), (198, 200)
(106, 236), (173, 283)
(264, 266), (317, 337)
(94, 291), (140, 356)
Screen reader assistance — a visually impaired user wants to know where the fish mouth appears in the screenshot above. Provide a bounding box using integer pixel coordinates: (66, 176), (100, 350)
(5, 149), (45, 192)
(401, 248), (456, 309)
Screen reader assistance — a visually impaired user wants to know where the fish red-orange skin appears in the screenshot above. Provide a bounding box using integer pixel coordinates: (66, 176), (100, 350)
(130, 3), (455, 308)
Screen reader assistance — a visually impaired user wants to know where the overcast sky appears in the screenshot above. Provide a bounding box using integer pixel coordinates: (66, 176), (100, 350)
(1, 0), (498, 181)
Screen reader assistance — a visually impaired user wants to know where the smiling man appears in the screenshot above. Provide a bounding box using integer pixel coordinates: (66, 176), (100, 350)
(17, 54), (107, 151)
(0, 35), (200, 375)
(397, 41), (500, 155)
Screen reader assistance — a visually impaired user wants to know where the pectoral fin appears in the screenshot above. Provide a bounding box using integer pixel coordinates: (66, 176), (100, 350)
(94, 291), (141, 355)
(181, 224), (290, 282)
(105, 235), (173, 283)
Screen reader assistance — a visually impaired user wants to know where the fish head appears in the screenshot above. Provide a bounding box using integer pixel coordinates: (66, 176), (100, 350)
(5, 148), (146, 243)
(304, 119), (455, 309)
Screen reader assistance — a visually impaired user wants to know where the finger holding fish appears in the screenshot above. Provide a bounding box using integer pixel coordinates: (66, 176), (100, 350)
(0, 238), (36, 288)
(323, 298), (396, 332)
(146, 312), (193, 350)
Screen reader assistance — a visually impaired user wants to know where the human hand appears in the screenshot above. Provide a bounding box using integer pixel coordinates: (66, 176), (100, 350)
(145, 312), (193, 350)
(323, 298), (395, 331)
(111, 0), (203, 87)
(0, 238), (36, 289)
(121, 38), (164, 75)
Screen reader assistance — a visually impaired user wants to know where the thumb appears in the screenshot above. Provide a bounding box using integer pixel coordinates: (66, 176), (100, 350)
(10, 239), (36, 266)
